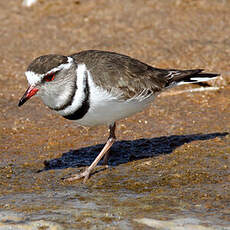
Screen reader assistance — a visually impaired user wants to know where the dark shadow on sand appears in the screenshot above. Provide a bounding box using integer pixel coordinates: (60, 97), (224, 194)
(38, 132), (228, 172)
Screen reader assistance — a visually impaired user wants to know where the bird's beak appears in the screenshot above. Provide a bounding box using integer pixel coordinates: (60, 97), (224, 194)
(18, 85), (39, 107)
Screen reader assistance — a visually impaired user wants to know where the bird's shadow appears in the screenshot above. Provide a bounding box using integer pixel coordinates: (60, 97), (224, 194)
(38, 132), (228, 172)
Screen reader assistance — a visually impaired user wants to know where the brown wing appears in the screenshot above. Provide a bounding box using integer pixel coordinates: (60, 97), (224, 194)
(71, 50), (167, 100)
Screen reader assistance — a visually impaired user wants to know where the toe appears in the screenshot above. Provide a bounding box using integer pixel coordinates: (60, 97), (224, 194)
(63, 168), (91, 182)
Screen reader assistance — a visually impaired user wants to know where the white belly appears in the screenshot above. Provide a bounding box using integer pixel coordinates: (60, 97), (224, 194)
(76, 95), (154, 126)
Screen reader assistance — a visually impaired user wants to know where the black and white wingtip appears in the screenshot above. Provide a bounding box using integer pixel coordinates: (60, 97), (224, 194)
(165, 69), (219, 87)
(177, 70), (219, 86)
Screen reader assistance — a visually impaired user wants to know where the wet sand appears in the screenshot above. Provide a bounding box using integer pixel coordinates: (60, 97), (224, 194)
(0, 0), (230, 229)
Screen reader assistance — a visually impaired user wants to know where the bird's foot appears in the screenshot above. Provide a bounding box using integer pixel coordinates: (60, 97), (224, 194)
(63, 165), (109, 183)
(64, 168), (91, 183)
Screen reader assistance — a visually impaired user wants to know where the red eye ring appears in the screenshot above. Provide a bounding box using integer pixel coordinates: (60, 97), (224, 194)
(44, 73), (55, 82)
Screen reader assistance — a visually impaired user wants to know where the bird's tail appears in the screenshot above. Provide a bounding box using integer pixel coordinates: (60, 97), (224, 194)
(165, 69), (219, 87)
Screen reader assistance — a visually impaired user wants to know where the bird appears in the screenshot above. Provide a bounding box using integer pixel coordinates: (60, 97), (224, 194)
(18, 50), (219, 182)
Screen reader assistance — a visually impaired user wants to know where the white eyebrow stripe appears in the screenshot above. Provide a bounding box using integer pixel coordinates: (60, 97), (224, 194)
(46, 57), (73, 75)
(25, 71), (43, 86)
(25, 57), (74, 86)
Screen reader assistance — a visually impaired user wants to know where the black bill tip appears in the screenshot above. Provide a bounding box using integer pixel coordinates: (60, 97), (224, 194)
(18, 96), (28, 107)
(18, 85), (38, 107)
(18, 88), (29, 107)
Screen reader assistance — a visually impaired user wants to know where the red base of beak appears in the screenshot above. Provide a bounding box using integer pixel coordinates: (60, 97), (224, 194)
(18, 85), (39, 107)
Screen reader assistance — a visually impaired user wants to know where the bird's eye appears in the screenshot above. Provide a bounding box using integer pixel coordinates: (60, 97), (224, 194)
(43, 73), (55, 82)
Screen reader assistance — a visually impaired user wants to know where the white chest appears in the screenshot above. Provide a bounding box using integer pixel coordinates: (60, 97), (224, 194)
(57, 63), (154, 126)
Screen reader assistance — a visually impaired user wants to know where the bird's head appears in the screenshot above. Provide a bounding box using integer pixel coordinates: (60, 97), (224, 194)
(18, 54), (77, 110)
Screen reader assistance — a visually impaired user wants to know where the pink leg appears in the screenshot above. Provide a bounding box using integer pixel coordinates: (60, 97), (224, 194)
(103, 123), (116, 165)
(64, 123), (116, 183)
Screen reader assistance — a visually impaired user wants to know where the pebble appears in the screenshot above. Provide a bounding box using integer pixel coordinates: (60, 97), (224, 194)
(22, 0), (38, 7)
(134, 217), (230, 230)
(0, 211), (63, 230)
